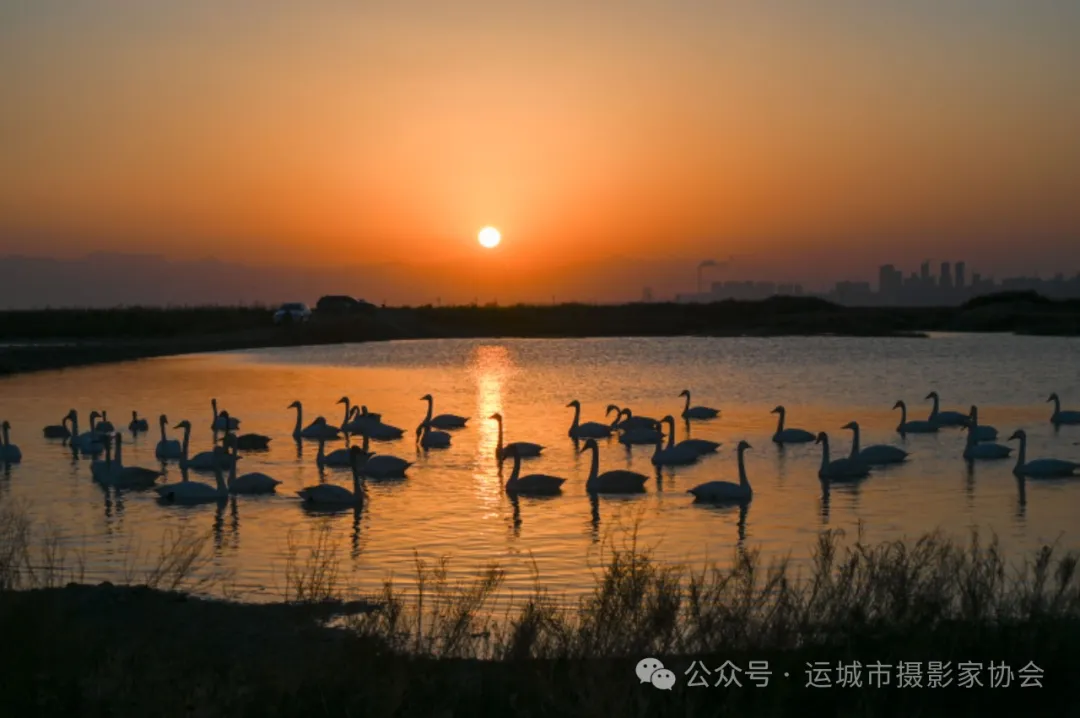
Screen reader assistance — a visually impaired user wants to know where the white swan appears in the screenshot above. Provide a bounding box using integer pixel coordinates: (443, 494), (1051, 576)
(155, 452), (228, 504)
(348, 406), (405, 441)
(688, 441), (753, 502)
(925, 391), (969, 427)
(965, 405), (999, 442)
(420, 394), (469, 430)
(607, 406), (659, 432)
(68, 411), (104, 454)
(661, 415), (720, 456)
(842, 421), (907, 465)
(679, 390), (719, 420)
(155, 414), (184, 459)
(491, 412), (543, 461)
(816, 432), (870, 481)
(893, 400), (939, 434)
(651, 421), (701, 467)
(90, 435), (115, 482)
(210, 398), (240, 431)
(107, 432), (163, 488)
(43, 413), (72, 439)
(128, 411), (149, 433)
(297, 447), (366, 506)
(502, 445), (566, 495)
(416, 422), (451, 449)
(580, 438), (648, 493)
(962, 413), (1011, 461)
(566, 400), (613, 439)
(354, 434), (412, 479)
(771, 406), (815, 444)
(288, 401), (341, 440)
(1048, 393), (1080, 426)
(224, 441), (280, 494)
(0, 421), (22, 463)
(618, 419), (663, 446)
(316, 437), (354, 468)
(95, 411), (116, 434)
(175, 420), (236, 471)
(1008, 429), (1080, 478)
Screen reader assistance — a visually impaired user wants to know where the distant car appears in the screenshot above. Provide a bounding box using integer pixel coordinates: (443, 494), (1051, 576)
(273, 302), (312, 324)
(315, 295), (377, 314)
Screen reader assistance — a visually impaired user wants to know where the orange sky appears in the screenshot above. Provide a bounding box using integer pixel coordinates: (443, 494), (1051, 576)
(2, 2), (1080, 283)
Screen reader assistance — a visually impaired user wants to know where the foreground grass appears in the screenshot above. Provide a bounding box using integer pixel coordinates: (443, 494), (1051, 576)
(1, 498), (1077, 716)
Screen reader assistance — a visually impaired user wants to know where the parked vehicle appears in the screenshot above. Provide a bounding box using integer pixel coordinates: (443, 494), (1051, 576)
(273, 302), (312, 324)
(315, 295), (377, 314)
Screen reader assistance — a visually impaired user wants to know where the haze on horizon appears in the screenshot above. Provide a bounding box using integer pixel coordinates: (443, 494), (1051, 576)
(2, 1), (1080, 303)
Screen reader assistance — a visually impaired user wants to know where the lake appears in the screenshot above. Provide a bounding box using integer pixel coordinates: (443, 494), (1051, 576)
(2, 333), (1079, 603)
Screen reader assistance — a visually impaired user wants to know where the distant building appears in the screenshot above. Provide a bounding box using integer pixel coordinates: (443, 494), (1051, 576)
(878, 264), (903, 302)
(940, 262), (952, 290)
(920, 260), (932, 286)
(955, 261), (966, 289)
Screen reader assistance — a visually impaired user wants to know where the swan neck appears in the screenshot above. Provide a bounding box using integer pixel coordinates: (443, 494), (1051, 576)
(571, 403), (581, 429)
(1051, 396), (1061, 417)
(181, 425), (190, 457)
(159, 418), (167, 442)
(509, 454), (521, 483)
(738, 448), (749, 487)
(683, 393), (691, 413)
(496, 418), (503, 451)
(775, 410), (785, 433)
(820, 438), (830, 469)
(665, 419), (675, 450)
(342, 400), (351, 427)
(851, 425), (860, 454)
(1016, 435), (1026, 469)
(114, 436), (122, 465)
(293, 405), (302, 434)
(424, 398), (434, 424)
(588, 445), (599, 484)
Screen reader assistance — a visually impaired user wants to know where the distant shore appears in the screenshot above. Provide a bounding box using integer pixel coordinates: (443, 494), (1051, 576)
(1, 291), (1077, 377)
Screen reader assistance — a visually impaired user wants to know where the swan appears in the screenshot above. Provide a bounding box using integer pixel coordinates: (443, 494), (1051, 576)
(155, 414), (184, 459)
(337, 396), (358, 432)
(816, 432), (870, 481)
(965, 405), (999, 442)
(175, 420), (236, 471)
(1048, 393), (1080, 426)
(95, 411), (116, 434)
(224, 441), (280, 494)
(679, 390), (719, 420)
(607, 406), (659, 432)
(129, 411), (149, 433)
(218, 413), (271, 451)
(155, 450), (228, 504)
(688, 441), (753, 502)
(288, 401), (341, 440)
(962, 414), (1011, 461)
(842, 421), (907, 465)
(354, 434), (411, 479)
(90, 435), (116, 482)
(580, 438), (648, 493)
(893, 400), (939, 434)
(651, 423), (701, 467)
(0, 421), (22, 463)
(68, 411), (104, 453)
(210, 398), (240, 431)
(925, 392), (969, 427)
(359, 405), (383, 423)
(618, 417), (663, 446)
(661, 415), (720, 456)
(771, 406), (815, 444)
(491, 412), (543, 461)
(347, 406), (405, 441)
(1008, 429), (1080, 478)
(420, 394), (469, 430)
(43, 413), (72, 439)
(107, 432), (164, 488)
(297, 446), (366, 506)
(566, 400), (613, 439)
(416, 422), (451, 449)
(502, 445), (566, 495)
(316, 437), (354, 468)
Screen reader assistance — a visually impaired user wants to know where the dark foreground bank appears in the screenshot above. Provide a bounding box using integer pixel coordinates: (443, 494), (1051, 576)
(2, 520), (1080, 716)
(1, 292), (1078, 376)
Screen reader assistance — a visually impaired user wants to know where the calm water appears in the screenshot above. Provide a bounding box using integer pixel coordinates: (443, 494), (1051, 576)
(2, 334), (1080, 602)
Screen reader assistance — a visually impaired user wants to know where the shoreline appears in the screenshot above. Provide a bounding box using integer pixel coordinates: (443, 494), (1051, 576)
(1, 294), (1078, 377)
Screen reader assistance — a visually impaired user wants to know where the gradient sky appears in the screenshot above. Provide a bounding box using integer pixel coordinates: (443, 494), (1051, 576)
(2, 1), (1080, 287)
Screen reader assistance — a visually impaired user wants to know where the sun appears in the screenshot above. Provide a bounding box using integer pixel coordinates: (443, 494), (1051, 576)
(478, 226), (501, 249)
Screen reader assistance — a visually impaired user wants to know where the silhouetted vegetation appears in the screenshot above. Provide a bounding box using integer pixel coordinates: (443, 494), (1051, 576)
(0, 496), (1076, 716)
(3, 294), (1080, 376)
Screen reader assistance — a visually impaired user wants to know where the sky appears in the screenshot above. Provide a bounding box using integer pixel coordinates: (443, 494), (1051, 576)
(2, 1), (1080, 300)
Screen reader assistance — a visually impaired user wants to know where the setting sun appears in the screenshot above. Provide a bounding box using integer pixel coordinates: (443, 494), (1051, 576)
(478, 226), (501, 249)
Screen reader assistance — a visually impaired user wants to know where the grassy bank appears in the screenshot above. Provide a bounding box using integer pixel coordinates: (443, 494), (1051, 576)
(0, 495), (1077, 716)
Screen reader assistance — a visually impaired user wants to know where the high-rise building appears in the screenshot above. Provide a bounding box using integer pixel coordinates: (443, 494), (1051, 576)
(920, 261), (931, 286)
(940, 262), (953, 290)
(955, 262), (966, 289)
(878, 264), (903, 301)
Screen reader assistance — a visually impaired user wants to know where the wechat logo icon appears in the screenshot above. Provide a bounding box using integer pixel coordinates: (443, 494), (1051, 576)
(636, 657), (676, 690)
